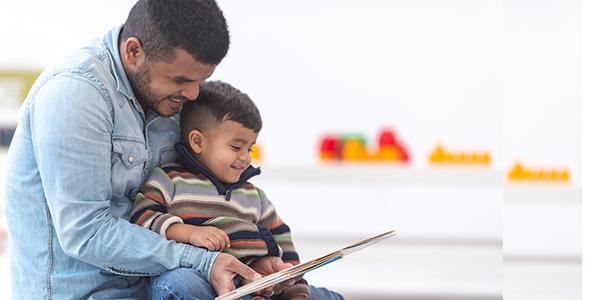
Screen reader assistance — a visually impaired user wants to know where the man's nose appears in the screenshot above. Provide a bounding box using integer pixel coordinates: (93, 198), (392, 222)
(180, 83), (200, 101)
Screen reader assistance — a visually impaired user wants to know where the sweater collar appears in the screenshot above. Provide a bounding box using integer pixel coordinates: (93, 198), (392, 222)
(174, 142), (261, 199)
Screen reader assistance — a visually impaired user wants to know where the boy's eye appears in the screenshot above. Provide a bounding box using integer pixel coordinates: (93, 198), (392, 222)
(230, 145), (241, 151)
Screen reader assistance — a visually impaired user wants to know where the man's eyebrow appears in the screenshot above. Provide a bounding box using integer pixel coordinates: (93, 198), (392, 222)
(173, 71), (214, 83)
(173, 76), (198, 83)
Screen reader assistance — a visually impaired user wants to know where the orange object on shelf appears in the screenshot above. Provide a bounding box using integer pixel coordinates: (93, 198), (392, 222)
(429, 144), (491, 165)
(508, 162), (570, 182)
(317, 128), (411, 164)
(251, 144), (261, 162)
(342, 138), (369, 161)
(373, 128), (410, 163)
(376, 145), (402, 161)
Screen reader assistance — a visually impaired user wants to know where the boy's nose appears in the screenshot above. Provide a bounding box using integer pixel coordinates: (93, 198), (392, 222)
(238, 151), (250, 162)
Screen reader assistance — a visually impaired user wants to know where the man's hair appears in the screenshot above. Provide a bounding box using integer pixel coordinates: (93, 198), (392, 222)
(121, 0), (229, 64)
(181, 81), (262, 143)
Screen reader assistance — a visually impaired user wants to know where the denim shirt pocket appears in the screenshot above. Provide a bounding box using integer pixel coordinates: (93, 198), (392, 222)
(112, 137), (149, 168)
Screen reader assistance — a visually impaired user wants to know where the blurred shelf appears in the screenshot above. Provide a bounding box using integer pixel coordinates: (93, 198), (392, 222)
(255, 165), (501, 186)
(503, 184), (581, 204)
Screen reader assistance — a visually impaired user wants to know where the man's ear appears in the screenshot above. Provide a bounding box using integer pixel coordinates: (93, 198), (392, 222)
(121, 37), (146, 70)
(188, 130), (204, 154)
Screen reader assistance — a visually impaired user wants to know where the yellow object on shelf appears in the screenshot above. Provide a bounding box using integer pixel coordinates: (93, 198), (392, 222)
(251, 144), (261, 162)
(508, 162), (570, 182)
(342, 138), (369, 161)
(0, 70), (41, 104)
(376, 145), (401, 161)
(429, 144), (491, 165)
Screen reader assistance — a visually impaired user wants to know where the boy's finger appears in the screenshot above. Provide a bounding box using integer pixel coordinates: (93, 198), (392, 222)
(222, 232), (231, 248)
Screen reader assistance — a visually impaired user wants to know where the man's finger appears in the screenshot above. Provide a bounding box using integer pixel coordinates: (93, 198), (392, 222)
(213, 277), (236, 296)
(230, 259), (262, 282)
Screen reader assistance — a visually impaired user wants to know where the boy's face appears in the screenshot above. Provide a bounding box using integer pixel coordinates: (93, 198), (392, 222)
(191, 120), (258, 184)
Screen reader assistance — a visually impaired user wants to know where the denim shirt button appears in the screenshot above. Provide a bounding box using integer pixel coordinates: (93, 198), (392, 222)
(127, 156), (134, 163)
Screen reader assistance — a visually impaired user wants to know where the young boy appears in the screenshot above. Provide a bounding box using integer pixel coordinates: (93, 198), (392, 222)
(130, 81), (309, 299)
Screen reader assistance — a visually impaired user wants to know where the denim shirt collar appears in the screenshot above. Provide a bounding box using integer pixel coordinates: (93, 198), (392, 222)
(174, 142), (261, 200)
(102, 25), (139, 109)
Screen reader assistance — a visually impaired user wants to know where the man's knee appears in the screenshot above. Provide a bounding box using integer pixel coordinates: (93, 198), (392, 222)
(149, 268), (214, 300)
(308, 285), (345, 300)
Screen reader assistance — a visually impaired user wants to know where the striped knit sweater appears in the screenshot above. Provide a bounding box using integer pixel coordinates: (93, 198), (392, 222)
(130, 143), (309, 299)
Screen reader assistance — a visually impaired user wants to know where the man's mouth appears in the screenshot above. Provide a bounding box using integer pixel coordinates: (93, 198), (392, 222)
(169, 97), (185, 103)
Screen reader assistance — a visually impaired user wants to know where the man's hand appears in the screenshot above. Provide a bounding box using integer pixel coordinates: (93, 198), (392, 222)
(188, 226), (230, 251)
(210, 253), (262, 296)
(247, 256), (296, 297)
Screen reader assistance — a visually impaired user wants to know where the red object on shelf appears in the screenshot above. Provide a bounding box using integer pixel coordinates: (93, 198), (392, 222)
(378, 128), (397, 147)
(319, 135), (341, 161)
(376, 128), (410, 162)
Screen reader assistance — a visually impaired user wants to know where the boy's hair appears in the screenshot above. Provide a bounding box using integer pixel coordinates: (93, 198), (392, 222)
(121, 0), (229, 64)
(181, 81), (262, 143)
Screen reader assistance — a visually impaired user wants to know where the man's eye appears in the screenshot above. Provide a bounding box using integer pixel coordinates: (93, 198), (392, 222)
(230, 145), (241, 151)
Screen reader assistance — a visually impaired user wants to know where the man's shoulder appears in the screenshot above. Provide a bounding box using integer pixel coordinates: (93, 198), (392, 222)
(36, 30), (120, 98)
(48, 39), (111, 79)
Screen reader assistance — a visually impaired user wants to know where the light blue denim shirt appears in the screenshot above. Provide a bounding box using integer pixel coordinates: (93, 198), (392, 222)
(3, 25), (218, 299)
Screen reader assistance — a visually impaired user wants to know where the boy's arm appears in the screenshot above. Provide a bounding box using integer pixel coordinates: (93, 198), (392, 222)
(255, 189), (311, 298)
(256, 189), (301, 264)
(130, 168), (184, 237)
(130, 170), (229, 251)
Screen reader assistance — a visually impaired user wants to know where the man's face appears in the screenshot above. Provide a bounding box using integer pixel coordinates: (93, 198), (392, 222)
(129, 49), (216, 117)
(193, 120), (258, 184)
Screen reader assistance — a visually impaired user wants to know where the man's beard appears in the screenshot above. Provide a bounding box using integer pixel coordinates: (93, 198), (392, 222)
(129, 62), (170, 117)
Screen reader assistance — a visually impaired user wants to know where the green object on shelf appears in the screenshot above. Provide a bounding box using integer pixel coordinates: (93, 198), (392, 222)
(339, 133), (367, 146)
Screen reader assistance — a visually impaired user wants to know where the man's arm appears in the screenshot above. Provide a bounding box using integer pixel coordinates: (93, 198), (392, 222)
(31, 73), (215, 276)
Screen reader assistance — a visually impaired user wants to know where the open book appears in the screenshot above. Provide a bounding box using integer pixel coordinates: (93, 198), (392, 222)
(215, 230), (397, 300)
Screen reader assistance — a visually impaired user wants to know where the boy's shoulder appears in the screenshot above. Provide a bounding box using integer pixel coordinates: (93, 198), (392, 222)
(237, 182), (259, 191)
(155, 162), (209, 181)
(234, 182), (268, 199)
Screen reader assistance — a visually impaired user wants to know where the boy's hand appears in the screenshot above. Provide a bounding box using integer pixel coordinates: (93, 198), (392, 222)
(188, 226), (230, 251)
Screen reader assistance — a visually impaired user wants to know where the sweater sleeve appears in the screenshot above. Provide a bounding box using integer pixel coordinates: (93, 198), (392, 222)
(256, 188), (301, 264)
(255, 190), (311, 299)
(129, 167), (183, 237)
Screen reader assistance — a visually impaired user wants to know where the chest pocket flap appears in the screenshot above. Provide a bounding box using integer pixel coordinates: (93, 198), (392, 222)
(112, 137), (149, 168)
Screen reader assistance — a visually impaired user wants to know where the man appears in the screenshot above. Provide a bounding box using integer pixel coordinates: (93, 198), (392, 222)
(3, 0), (267, 298)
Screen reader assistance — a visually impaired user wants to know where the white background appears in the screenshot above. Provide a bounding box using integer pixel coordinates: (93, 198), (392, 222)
(0, 0), (585, 299)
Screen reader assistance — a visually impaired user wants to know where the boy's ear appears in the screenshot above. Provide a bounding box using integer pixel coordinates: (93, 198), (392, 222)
(188, 130), (204, 154)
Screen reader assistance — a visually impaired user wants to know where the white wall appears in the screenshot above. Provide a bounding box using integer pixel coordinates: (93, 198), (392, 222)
(0, 0), (580, 180)
(0, 1), (581, 299)
(214, 0), (503, 169)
